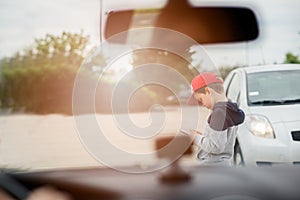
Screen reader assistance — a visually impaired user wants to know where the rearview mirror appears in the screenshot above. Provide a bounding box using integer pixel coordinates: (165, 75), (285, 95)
(103, 0), (259, 44)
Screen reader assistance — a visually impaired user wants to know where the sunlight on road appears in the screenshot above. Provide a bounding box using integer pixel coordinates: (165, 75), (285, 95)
(0, 107), (209, 171)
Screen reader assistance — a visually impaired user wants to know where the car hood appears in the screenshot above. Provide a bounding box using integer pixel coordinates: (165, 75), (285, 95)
(248, 104), (300, 123)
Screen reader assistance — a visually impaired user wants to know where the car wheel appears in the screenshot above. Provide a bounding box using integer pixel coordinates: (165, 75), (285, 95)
(234, 143), (245, 166)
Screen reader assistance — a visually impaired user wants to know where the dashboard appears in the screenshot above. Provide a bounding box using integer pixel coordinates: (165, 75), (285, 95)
(3, 165), (300, 200)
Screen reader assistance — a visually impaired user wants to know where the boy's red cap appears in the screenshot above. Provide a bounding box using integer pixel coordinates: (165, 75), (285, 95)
(187, 72), (223, 105)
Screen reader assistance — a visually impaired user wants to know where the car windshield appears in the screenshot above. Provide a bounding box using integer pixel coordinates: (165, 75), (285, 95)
(247, 70), (300, 106)
(0, 0), (299, 173)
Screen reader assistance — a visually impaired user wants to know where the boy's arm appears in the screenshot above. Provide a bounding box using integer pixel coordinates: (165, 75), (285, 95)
(189, 129), (202, 135)
(180, 129), (201, 136)
(192, 126), (227, 154)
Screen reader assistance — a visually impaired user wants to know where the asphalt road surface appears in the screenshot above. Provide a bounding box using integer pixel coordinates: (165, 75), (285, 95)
(0, 106), (209, 171)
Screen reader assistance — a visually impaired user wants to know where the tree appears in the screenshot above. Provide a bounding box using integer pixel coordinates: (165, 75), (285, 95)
(219, 65), (239, 80)
(284, 52), (300, 64)
(129, 48), (199, 106)
(0, 31), (94, 114)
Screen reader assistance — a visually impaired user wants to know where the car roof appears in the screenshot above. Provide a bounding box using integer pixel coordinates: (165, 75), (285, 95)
(239, 64), (300, 74)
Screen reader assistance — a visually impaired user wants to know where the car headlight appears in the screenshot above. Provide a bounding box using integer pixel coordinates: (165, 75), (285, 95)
(245, 115), (275, 139)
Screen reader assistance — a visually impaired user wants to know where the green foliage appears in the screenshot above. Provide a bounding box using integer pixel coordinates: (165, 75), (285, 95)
(0, 32), (90, 114)
(219, 65), (239, 80)
(284, 52), (300, 64)
(130, 48), (198, 106)
(0, 31), (164, 114)
(93, 80), (159, 114)
(132, 48), (198, 81)
(5, 30), (279, 114)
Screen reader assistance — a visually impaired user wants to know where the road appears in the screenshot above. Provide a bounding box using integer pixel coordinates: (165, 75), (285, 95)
(0, 106), (209, 171)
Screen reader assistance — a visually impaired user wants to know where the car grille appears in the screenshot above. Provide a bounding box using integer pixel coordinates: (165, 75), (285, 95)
(257, 162), (300, 166)
(293, 162), (300, 165)
(291, 131), (300, 141)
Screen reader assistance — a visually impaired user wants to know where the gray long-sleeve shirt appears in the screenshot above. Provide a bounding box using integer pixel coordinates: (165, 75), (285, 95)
(194, 124), (238, 166)
(193, 101), (244, 166)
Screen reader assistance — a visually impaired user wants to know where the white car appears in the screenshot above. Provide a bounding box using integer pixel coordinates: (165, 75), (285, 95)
(224, 64), (300, 166)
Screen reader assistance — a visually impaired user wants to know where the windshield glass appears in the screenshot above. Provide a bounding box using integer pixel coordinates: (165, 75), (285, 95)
(0, 0), (299, 173)
(247, 70), (300, 105)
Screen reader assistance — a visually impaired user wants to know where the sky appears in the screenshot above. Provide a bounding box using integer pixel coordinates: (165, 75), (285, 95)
(204, 0), (300, 66)
(0, 0), (299, 67)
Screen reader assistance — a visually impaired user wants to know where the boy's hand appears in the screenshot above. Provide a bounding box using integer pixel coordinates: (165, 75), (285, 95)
(190, 129), (202, 135)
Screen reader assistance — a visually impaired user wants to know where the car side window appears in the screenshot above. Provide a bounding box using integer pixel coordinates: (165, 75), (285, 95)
(226, 73), (241, 104)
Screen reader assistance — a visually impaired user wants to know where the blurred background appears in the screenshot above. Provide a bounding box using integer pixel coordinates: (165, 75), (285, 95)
(0, 0), (299, 66)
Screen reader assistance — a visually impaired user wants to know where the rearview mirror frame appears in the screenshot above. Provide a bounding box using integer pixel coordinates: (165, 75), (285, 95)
(101, 0), (259, 44)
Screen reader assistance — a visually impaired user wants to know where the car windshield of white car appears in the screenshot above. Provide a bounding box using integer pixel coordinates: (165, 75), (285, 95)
(247, 70), (300, 106)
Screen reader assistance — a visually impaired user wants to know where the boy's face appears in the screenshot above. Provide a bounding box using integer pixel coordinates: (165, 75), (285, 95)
(193, 87), (213, 109)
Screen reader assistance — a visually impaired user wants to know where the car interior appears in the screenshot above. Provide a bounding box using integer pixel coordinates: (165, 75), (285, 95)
(1, 0), (300, 200)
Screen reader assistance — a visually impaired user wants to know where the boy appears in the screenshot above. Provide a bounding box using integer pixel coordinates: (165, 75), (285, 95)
(187, 72), (245, 166)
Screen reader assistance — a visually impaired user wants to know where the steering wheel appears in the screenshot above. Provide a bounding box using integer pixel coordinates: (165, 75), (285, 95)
(0, 173), (30, 200)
